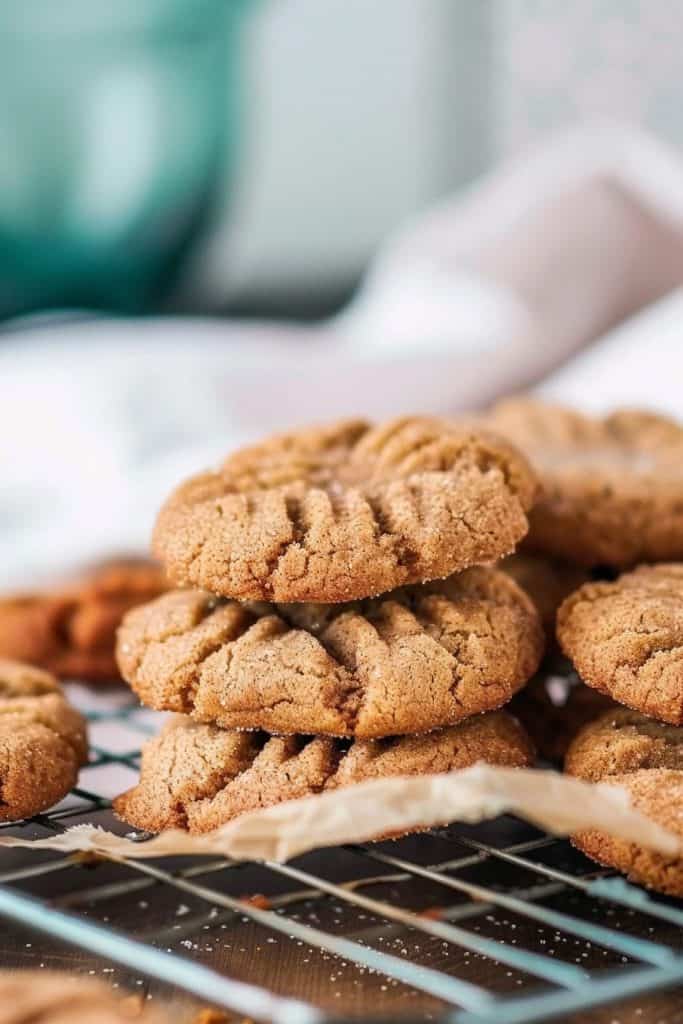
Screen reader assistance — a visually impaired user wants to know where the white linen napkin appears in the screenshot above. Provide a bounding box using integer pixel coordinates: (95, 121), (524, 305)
(2, 122), (683, 587)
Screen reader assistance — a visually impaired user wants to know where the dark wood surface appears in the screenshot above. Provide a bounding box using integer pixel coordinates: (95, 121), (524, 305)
(1, 810), (682, 1023)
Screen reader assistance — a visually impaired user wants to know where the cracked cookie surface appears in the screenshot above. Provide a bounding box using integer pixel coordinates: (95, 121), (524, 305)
(572, 769), (683, 896)
(152, 416), (536, 602)
(114, 710), (534, 834)
(0, 558), (167, 683)
(0, 969), (166, 1022)
(488, 398), (683, 567)
(565, 708), (683, 895)
(565, 706), (683, 781)
(0, 659), (87, 821)
(557, 564), (683, 725)
(117, 567), (543, 738)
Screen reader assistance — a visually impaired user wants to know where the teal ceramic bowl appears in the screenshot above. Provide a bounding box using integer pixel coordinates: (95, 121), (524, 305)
(0, 0), (250, 317)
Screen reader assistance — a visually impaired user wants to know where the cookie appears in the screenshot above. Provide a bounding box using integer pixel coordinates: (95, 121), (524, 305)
(572, 769), (683, 896)
(114, 709), (534, 834)
(0, 558), (167, 683)
(557, 564), (683, 725)
(0, 659), (87, 821)
(510, 674), (614, 763)
(565, 707), (683, 781)
(565, 709), (683, 894)
(152, 416), (536, 602)
(0, 969), (165, 1022)
(500, 553), (588, 637)
(117, 567), (543, 739)
(488, 398), (683, 567)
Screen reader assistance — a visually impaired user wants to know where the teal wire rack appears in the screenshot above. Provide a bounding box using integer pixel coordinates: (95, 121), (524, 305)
(1, 680), (683, 1022)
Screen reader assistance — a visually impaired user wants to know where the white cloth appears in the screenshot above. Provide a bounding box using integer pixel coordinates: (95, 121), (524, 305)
(2, 122), (683, 588)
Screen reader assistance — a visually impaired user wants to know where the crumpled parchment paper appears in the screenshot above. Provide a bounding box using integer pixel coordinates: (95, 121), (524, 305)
(0, 764), (678, 863)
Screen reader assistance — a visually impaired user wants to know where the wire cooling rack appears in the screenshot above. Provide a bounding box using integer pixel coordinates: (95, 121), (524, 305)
(1, 683), (683, 1023)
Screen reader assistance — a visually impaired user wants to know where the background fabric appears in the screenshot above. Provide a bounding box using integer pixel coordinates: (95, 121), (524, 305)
(2, 125), (683, 588)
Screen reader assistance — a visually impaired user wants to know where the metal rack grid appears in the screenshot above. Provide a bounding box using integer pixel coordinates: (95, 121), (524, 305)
(1, 682), (683, 1023)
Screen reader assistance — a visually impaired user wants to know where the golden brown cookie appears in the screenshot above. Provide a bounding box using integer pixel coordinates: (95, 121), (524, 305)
(0, 558), (167, 683)
(0, 659), (87, 821)
(571, 769), (683, 897)
(510, 674), (614, 763)
(0, 969), (165, 1023)
(566, 709), (683, 894)
(488, 398), (683, 567)
(565, 707), (683, 781)
(117, 567), (543, 739)
(152, 416), (536, 602)
(114, 709), (534, 834)
(499, 553), (588, 637)
(557, 564), (683, 725)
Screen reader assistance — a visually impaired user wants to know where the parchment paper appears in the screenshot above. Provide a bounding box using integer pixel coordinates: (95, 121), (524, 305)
(0, 765), (679, 863)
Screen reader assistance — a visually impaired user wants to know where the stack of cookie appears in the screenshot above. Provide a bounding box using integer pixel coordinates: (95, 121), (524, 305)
(487, 399), (683, 893)
(114, 417), (544, 835)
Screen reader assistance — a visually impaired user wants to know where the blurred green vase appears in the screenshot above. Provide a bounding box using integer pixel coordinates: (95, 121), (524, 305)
(0, 0), (249, 317)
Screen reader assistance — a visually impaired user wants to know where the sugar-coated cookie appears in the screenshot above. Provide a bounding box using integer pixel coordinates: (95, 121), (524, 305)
(117, 568), (543, 739)
(565, 706), (683, 781)
(0, 659), (87, 821)
(566, 709), (683, 895)
(114, 710), (534, 834)
(153, 417), (536, 602)
(489, 398), (683, 567)
(572, 768), (683, 897)
(558, 564), (683, 725)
